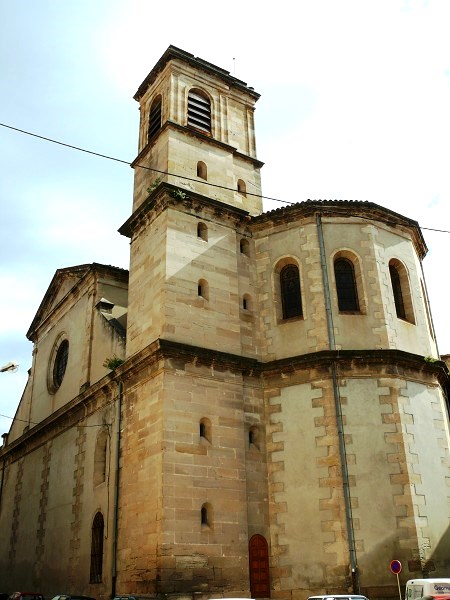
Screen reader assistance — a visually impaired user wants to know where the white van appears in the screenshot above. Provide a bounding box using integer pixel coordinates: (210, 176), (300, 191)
(307, 596), (369, 600)
(405, 579), (450, 600)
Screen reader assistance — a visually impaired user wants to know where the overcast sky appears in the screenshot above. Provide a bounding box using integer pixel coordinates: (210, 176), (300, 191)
(1, 0), (449, 435)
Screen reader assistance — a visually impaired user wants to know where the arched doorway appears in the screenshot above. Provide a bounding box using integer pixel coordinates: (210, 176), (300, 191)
(249, 534), (270, 598)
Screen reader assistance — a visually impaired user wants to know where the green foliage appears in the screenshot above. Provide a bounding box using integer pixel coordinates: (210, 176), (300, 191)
(146, 177), (162, 195)
(172, 188), (188, 199)
(103, 356), (124, 370)
(424, 355), (438, 363)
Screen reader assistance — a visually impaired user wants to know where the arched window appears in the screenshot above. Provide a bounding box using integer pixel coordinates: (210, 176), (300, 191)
(389, 264), (405, 319)
(197, 161), (207, 180)
(197, 222), (208, 241)
(93, 429), (108, 486)
(237, 179), (246, 195)
(148, 96), (162, 142)
(249, 426), (259, 449)
(198, 279), (209, 300)
(389, 259), (414, 323)
(187, 89), (211, 134)
(201, 502), (212, 528)
(199, 417), (211, 443)
(53, 339), (69, 390)
(334, 258), (359, 312)
(90, 512), (104, 583)
(280, 264), (302, 319)
(240, 238), (250, 256)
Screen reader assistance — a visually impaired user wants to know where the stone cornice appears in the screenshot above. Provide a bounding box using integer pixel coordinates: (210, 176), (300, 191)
(118, 183), (251, 238)
(133, 45), (260, 102)
(131, 120), (264, 170)
(2, 341), (447, 463)
(253, 199), (428, 258)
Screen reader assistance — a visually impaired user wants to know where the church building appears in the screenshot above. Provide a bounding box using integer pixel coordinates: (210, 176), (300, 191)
(0, 45), (449, 600)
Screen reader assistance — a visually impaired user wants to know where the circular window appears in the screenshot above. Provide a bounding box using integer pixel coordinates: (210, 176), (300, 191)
(48, 337), (69, 392)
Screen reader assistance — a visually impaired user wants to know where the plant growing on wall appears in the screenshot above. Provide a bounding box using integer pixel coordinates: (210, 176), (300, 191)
(172, 188), (188, 199)
(103, 356), (124, 370)
(146, 177), (162, 195)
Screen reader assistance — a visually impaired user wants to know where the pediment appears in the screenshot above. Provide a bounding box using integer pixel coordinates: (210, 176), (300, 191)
(26, 264), (92, 341)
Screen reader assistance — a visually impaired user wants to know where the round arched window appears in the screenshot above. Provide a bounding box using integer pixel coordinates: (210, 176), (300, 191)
(53, 339), (69, 389)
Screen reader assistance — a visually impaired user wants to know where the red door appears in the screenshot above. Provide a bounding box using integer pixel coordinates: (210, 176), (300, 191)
(249, 534), (270, 598)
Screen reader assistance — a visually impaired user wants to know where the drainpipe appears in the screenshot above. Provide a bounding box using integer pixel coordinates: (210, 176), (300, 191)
(111, 380), (123, 598)
(419, 261), (440, 357)
(316, 214), (359, 592)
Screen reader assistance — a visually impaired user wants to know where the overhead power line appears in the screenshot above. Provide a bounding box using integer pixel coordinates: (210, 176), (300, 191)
(0, 122), (289, 205)
(0, 121), (449, 233)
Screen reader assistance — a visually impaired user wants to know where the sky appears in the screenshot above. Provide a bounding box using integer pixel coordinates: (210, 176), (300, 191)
(1, 0), (449, 436)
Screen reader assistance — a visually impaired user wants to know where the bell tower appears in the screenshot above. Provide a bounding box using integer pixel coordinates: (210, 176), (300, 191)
(130, 45), (263, 215)
(116, 47), (268, 597)
(121, 47), (264, 359)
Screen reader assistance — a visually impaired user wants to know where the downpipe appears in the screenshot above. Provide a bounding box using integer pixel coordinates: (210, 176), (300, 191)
(316, 214), (359, 592)
(111, 380), (123, 598)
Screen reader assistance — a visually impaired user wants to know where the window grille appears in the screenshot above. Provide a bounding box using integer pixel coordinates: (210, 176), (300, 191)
(334, 258), (359, 312)
(53, 339), (69, 389)
(280, 264), (302, 319)
(90, 512), (104, 583)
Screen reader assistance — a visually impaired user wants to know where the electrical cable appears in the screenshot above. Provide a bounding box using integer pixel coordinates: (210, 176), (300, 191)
(3, 121), (450, 233)
(0, 121), (290, 204)
(0, 413), (110, 427)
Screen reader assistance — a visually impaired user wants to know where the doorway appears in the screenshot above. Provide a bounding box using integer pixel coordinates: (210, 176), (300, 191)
(249, 534), (270, 598)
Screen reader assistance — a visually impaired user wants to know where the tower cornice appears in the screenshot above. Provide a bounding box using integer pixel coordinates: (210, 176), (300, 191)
(134, 45), (260, 102)
(119, 182), (252, 238)
(130, 120), (264, 170)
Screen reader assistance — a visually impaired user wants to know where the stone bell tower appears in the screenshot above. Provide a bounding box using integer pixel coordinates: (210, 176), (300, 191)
(130, 45), (263, 216)
(122, 46), (265, 360)
(117, 47), (269, 597)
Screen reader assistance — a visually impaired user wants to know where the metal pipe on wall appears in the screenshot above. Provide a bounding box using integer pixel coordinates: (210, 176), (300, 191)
(111, 379), (123, 598)
(316, 213), (359, 592)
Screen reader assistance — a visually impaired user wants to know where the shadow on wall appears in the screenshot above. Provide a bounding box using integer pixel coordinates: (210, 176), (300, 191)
(430, 525), (450, 574)
(355, 526), (450, 597)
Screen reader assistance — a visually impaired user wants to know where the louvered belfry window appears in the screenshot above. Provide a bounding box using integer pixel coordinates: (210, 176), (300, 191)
(187, 89), (211, 134)
(148, 96), (162, 142)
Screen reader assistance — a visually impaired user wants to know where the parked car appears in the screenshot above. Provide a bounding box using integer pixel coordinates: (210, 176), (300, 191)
(113, 596), (165, 600)
(51, 596), (96, 600)
(113, 597), (155, 600)
(113, 597), (153, 600)
(308, 596), (369, 600)
(8, 594), (45, 600)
